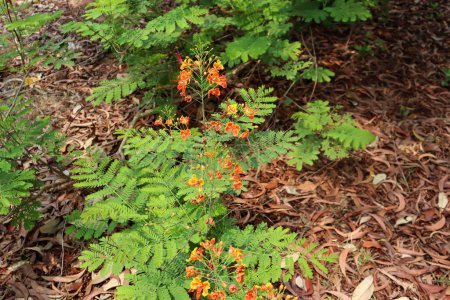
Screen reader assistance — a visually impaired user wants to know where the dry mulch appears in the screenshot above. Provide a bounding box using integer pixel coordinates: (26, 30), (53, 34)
(1, 0), (449, 299)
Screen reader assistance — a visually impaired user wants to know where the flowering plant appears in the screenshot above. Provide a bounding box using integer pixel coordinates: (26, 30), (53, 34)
(186, 239), (294, 300)
(69, 50), (337, 300)
(176, 48), (227, 121)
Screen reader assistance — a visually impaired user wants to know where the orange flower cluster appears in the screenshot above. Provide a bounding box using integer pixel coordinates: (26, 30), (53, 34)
(189, 276), (211, 300)
(154, 117), (163, 126)
(225, 122), (240, 137)
(245, 286), (258, 300)
(187, 174), (204, 188)
(229, 246), (245, 263)
(177, 69), (191, 98)
(207, 291), (226, 300)
(177, 55), (226, 103)
(153, 116), (192, 141)
(230, 164), (244, 191)
(226, 104), (238, 115)
(200, 238), (224, 258)
(191, 193), (205, 204)
(187, 247), (204, 262)
(179, 116), (190, 125)
(186, 241), (246, 300)
(244, 105), (255, 119)
(207, 62), (227, 89)
(207, 120), (248, 139)
(185, 266), (200, 278)
(180, 129), (191, 140)
(208, 87), (221, 98)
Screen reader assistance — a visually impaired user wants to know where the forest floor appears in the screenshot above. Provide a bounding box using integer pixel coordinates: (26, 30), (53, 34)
(1, 0), (449, 299)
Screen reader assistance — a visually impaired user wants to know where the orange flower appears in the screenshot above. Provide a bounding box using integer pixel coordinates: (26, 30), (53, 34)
(258, 283), (273, 292)
(179, 116), (190, 125)
(210, 121), (222, 132)
(189, 277), (211, 300)
(177, 70), (192, 96)
(179, 70), (192, 82)
(239, 130), (249, 139)
(178, 82), (187, 96)
(228, 284), (238, 294)
(216, 75), (227, 88)
(233, 180), (243, 191)
(236, 271), (245, 284)
(244, 106), (255, 119)
(165, 118), (173, 126)
(213, 60), (224, 71)
(180, 58), (192, 70)
(215, 171), (223, 179)
(207, 68), (219, 84)
(208, 88), (221, 98)
(187, 247), (204, 262)
(231, 164), (244, 177)
(185, 95), (193, 102)
(226, 104), (238, 115)
(245, 287), (258, 300)
(235, 264), (245, 283)
(236, 264), (245, 273)
(211, 242), (224, 257)
(185, 266), (200, 278)
(200, 238), (216, 250)
(154, 117), (163, 126)
(229, 246), (245, 262)
(191, 194), (205, 204)
(207, 68), (227, 88)
(181, 129), (191, 140)
(225, 122), (240, 137)
(187, 174), (204, 187)
(208, 291), (226, 300)
(220, 157), (233, 170)
(205, 217), (215, 226)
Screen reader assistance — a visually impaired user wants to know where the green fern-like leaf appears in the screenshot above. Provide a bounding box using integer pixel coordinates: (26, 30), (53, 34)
(324, 0), (372, 22)
(224, 35), (271, 66)
(290, 1), (329, 23)
(325, 122), (375, 149)
(86, 76), (145, 105)
(302, 66), (335, 82)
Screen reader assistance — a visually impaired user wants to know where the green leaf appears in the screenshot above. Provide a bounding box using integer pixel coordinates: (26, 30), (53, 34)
(325, 0), (372, 22)
(224, 36), (271, 66)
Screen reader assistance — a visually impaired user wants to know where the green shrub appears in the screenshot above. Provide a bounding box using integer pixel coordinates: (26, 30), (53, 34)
(0, 1), (76, 228)
(63, 0), (377, 105)
(289, 100), (375, 170)
(0, 96), (66, 229)
(65, 53), (381, 299)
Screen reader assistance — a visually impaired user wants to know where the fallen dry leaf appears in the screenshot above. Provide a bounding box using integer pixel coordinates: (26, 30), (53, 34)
(424, 216), (446, 231)
(339, 248), (350, 278)
(372, 173), (387, 185)
(42, 269), (85, 283)
(352, 275), (374, 300)
(394, 214), (417, 227)
(297, 181), (317, 192)
(438, 192), (448, 210)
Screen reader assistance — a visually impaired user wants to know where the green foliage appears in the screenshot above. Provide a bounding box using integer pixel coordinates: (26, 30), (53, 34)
(221, 223), (337, 282)
(87, 76), (146, 105)
(0, 2), (78, 72)
(68, 87), (337, 298)
(302, 66), (335, 83)
(324, 0), (372, 22)
(289, 100), (375, 169)
(64, 0), (376, 106)
(291, 0), (372, 23)
(0, 97), (65, 228)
